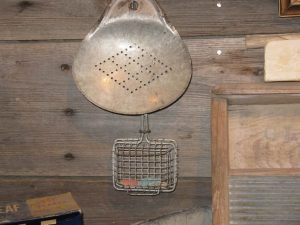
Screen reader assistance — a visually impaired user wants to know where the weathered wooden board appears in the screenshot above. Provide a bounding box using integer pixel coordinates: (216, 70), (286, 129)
(246, 32), (300, 49)
(229, 103), (300, 170)
(0, 37), (263, 177)
(0, 177), (211, 225)
(265, 40), (300, 81)
(211, 98), (229, 225)
(1, 0), (300, 40)
(213, 83), (300, 95)
(280, 0), (300, 17)
(230, 176), (300, 225)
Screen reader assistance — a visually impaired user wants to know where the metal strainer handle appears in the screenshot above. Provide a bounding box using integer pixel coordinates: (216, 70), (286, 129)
(139, 114), (151, 143)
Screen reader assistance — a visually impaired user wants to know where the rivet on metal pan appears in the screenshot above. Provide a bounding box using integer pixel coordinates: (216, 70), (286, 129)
(129, 0), (139, 10)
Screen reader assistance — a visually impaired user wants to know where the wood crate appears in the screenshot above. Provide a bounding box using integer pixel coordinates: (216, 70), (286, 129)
(212, 83), (300, 225)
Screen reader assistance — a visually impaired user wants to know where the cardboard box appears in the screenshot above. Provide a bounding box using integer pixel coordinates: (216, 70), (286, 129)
(0, 193), (82, 225)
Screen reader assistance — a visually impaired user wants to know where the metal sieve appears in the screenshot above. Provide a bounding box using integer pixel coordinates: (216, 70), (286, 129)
(112, 114), (177, 195)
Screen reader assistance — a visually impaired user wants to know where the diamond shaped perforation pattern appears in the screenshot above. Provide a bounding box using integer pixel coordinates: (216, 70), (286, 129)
(94, 43), (173, 94)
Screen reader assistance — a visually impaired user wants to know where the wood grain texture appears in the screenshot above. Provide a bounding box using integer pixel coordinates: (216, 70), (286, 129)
(213, 83), (300, 95)
(133, 207), (211, 225)
(1, 0), (300, 40)
(280, 0), (300, 17)
(0, 37), (264, 177)
(0, 177), (211, 225)
(211, 98), (229, 225)
(213, 85), (300, 225)
(229, 104), (300, 170)
(230, 168), (300, 176)
(230, 176), (300, 225)
(265, 40), (300, 82)
(226, 94), (300, 107)
(292, 0), (300, 5)
(246, 32), (300, 49)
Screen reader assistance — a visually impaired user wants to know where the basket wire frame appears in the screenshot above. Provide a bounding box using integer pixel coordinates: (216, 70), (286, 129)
(112, 114), (178, 195)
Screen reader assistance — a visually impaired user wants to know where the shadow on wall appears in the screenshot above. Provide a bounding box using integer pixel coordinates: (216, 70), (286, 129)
(132, 207), (211, 225)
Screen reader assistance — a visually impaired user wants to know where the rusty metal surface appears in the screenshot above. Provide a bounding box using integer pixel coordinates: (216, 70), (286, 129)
(73, 0), (192, 115)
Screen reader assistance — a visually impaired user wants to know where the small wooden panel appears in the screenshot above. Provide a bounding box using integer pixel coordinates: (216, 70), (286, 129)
(1, 0), (300, 40)
(292, 0), (300, 5)
(229, 103), (300, 170)
(230, 176), (300, 225)
(265, 40), (300, 82)
(0, 177), (211, 225)
(280, 0), (300, 17)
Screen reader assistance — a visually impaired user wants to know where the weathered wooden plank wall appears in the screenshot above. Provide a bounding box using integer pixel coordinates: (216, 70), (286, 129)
(2, 0), (300, 224)
(0, 177), (211, 225)
(1, 0), (300, 40)
(0, 38), (263, 177)
(0, 0), (300, 178)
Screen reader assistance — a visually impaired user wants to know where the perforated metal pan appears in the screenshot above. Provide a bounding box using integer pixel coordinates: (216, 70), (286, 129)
(73, 0), (192, 115)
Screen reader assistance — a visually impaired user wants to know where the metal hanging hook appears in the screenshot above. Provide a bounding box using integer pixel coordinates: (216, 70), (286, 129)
(129, 0), (139, 10)
(139, 114), (151, 142)
(140, 114), (151, 134)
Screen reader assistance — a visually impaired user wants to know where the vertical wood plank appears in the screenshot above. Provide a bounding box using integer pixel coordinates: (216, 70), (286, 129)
(211, 98), (229, 225)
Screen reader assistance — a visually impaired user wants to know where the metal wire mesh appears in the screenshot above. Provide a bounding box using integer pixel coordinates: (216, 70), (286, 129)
(112, 115), (177, 195)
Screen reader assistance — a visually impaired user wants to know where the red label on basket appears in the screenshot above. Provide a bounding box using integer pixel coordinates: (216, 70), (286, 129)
(120, 179), (138, 187)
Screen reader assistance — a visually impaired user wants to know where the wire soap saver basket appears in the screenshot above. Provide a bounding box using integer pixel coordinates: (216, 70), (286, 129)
(112, 114), (178, 195)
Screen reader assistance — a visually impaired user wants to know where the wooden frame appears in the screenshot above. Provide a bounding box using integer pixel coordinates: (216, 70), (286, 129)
(279, 0), (300, 17)
(211, 97), (229, 225)
(212, 83), (300, 225)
